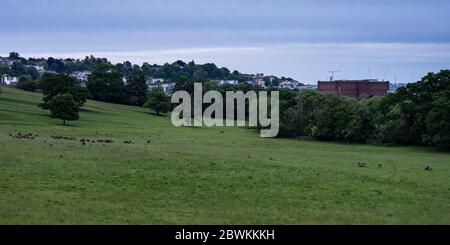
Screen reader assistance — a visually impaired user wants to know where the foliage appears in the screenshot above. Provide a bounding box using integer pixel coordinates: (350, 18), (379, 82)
(124, 70), (148, 106)
(69, 85), (91, 107)
(424, 91), (450, 151)
(39, 73), (89, 109)
(311, 94), (356, 141)
(9, 52), (20, 59)
(48, 94), (79, 125)
(144, 87), (170, 115)
(16, 76), (39, 92)
(86, 64), (125, 104)
(279, 70), (450, 151)
(46, 57), (65, 73)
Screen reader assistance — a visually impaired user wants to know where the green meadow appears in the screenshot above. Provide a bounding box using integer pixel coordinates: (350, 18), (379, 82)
(0, 86), (449, 224)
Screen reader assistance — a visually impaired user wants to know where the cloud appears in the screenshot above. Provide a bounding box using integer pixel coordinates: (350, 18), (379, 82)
(23, 43), (450, 62)
(5, 42), (449, 84)
(2, 0), (450, 43)
(1, 0), (449, 83)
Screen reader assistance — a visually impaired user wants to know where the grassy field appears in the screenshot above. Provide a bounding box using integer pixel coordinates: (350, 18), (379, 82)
(0, 86), (449, 224)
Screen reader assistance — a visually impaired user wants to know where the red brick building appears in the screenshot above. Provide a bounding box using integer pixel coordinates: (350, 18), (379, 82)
(317, 79), (389, 98)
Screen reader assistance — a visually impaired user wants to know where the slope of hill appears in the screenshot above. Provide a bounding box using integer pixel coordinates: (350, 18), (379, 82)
(0, 86), (449, 224)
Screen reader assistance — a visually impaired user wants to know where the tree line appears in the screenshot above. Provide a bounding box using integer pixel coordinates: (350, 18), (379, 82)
(277, 70), (450, 151)
(161, 70), (450, 151)
(1, 52), (297, 87)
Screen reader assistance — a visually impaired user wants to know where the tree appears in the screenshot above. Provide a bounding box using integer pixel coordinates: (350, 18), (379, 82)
(86, 63), (125, 103)
(351, 96), (383, 143)
(16, 76), (39, 92)
(39, 73), (86, 109)
(174, 75), (194, 95)
(69, 85), (90, 107)
(26, 66), (40, 80)
(279, 90), (326, 137)
(311, 93), (356, 141)
(144, 87), (170, 115)
(49, 94), (79, 125)
(125, 70), (148, 106)
(10, 62), (27, 77)
(39, 73), (73, 109)
(46, 57), (65, 73)
(374, 70), (450, 147)
(425, 91), (450, 150)
(9, 52), (20, 59)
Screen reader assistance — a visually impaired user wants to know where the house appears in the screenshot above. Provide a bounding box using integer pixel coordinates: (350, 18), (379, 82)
(153, 78), (165, 83)
(145, 77), (165, 86)
(0, 57), (14, 66)
(216, 80), (238, 85)
(279, 80), (292, 89)
(247, 79), (265, 87)
(69, 71), (91, 81)
(161, 83), (175, 95)
(318, 79), (389, 98)
(278, 79), (304, 90)
(1, 74), (18, 85)
(25, 65), (45, 74)
(33, 65), (45, 74)
(148, 82), (175, 95)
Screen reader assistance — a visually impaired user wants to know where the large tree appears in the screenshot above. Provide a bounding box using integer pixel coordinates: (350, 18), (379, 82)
(49, 94), (79, 125)
(311, 93), (356, 141)
(86, 63), (125, 103)
(144, 87), (170, 115)
(125, 70), (148, 106)
(16, 76), (38, 92)
(46, 57), (65, 73)
(39, 73), (89, 109)
(425, 90), (450, 150)
(10, 62), (27, 77)
(9, 52), (20, 59)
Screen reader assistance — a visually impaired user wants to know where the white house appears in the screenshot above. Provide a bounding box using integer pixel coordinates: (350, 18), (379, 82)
(148, 82), (175, 95)
(145, 77), (165, 86)
(1, 74), (18, 85)
(152, 78), (165, 83)
(33, 65), (45, 74)
(279, 80), (303, 90)
(161, 83), (175, 95)
(0, 57), (14, 66)
(217, 80), (239, 85)
(69, 71), (91, 81)
(247, 79), (265, 87)
(279, 80), (295, 89)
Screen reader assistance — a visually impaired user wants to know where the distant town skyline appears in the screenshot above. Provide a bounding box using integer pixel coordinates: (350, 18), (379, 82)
(1, 0), (449, 84)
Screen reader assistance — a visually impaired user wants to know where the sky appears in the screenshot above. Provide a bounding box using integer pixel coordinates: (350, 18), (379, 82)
(1, 0), (449, 84)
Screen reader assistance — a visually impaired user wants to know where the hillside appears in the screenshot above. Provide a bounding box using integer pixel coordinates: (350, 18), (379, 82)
(0, 86), (449, 224)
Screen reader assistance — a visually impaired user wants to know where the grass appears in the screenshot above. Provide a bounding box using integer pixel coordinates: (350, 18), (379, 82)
(0, 86), (449, 224)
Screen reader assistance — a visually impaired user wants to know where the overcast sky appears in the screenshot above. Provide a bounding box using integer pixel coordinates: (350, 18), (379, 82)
(1, 0), (449, 84)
